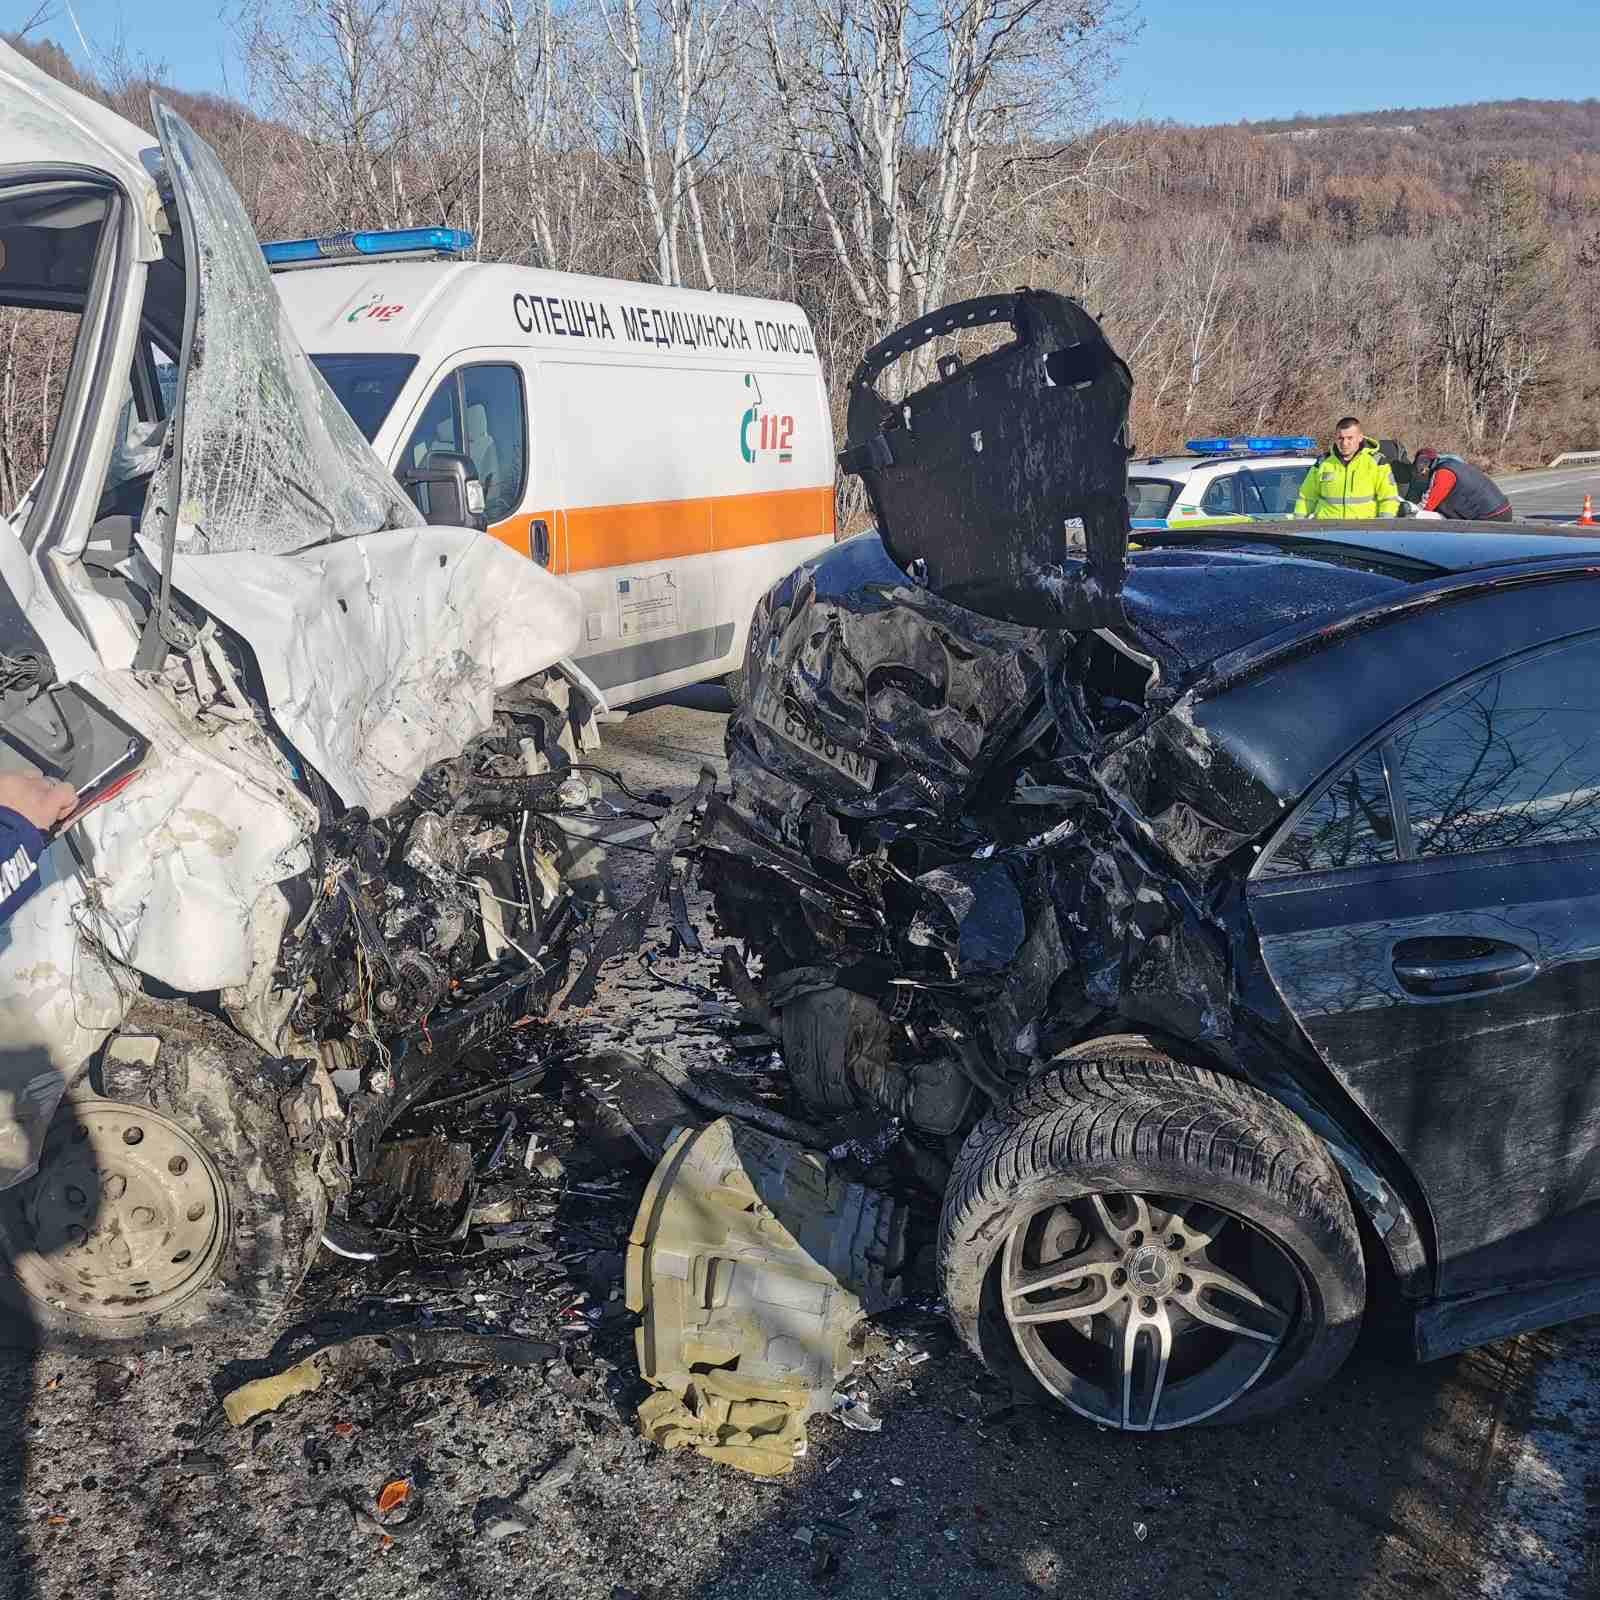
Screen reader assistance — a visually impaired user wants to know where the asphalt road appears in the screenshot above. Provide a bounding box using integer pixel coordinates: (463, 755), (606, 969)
(1504, 461), (1600, 521)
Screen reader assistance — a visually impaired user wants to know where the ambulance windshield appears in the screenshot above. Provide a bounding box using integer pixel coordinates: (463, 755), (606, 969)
(142, 99), (420, 556)
(308, 353), (418, 443)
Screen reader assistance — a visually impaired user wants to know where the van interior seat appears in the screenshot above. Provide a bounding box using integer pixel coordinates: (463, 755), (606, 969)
(465, 403), (498, 496)
(414, 416), (455, 469)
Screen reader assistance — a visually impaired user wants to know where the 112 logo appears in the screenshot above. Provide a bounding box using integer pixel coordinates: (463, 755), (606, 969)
(739, 374), (794, 464)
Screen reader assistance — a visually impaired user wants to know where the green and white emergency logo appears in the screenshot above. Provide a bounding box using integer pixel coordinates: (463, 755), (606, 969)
(740, 375), (794, 465)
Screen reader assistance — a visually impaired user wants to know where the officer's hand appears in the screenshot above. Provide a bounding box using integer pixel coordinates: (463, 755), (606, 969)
(0, 772), (78, 829)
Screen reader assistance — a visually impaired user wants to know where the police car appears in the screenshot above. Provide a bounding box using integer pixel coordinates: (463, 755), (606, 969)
(1127, 436), (1318, 530)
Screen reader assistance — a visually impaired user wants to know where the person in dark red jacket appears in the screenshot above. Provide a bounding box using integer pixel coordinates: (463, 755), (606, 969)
(1412, 448), (1513, 521)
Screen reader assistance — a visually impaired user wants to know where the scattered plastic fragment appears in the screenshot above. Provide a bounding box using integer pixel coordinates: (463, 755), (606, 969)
(627, 1117), (905, 1476)
(484, 1111), (519, 1173)
(832, 1394), (883, 1433)
(377, 1478), (412, 1516)
(222, 1357), (323, 1426)
(92, 1362), (134, 1403)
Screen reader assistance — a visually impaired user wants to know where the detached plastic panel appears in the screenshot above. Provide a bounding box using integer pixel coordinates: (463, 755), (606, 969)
(838, 289), (1133, 629)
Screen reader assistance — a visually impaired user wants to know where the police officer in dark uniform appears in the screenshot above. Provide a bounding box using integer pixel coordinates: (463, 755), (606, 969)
(1412, 448), (1513, 521)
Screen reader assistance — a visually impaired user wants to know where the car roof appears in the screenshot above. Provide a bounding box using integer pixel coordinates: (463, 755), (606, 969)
(1121, 520), (1600, 683)
(1140, 520), (1600, 575)
(1111, 522), (1600, 868)
(1129, 452), (1313, 484)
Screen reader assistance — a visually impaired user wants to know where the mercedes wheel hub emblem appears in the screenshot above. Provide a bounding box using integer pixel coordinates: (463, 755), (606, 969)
(1128, 1244), (1172, 1294)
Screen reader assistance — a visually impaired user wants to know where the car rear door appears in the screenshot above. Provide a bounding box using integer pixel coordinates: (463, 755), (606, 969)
(1246, 631), (1600, 1300)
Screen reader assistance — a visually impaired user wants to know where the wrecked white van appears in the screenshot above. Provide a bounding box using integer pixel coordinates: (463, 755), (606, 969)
(0, 43), (596, 1348)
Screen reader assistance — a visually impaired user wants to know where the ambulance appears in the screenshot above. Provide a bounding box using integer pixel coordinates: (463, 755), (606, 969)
(271, 228), (836, 705)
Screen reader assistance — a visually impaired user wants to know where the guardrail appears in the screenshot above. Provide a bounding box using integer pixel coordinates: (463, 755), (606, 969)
(1549, 451), (1600, 467)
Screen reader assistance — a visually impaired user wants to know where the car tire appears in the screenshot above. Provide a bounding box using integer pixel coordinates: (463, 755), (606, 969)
(779, 986), (895, 1114)
(0, 1003), (326, 1354)
(939, 1036), (1365, 1430)
(723, 669), (747, 709)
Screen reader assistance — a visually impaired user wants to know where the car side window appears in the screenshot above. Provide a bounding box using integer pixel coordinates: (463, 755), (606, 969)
(403, 364), (526, 522)
(1259, 747), (1398, 878)
(1200, 474), (1237, 516)
(1127, 478), (1177, 519)
(1393, 635), (1600, 859)
(404, 376), (462, 471)
(460, 365), (527, 521)
(1246, 467), (1304, 514)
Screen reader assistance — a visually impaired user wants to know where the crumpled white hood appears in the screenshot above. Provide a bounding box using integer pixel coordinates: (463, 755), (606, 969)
(159, 527), (584, 815)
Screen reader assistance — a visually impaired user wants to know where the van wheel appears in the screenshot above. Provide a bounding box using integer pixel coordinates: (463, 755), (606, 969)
(938, 1042), (1364, 1430)
(0, 1006), (325, 1353)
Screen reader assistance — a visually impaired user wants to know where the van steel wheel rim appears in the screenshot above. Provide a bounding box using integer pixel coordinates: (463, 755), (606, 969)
(2, 1101), (227, 1320)
(1000, 1191), (1298, 1431)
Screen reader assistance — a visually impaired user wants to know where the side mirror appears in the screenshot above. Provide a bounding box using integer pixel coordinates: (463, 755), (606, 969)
(399, 450), (487, 530)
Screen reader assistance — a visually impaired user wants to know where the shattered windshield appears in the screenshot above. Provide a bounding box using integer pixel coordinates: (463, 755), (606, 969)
(142, 100), (420, 556)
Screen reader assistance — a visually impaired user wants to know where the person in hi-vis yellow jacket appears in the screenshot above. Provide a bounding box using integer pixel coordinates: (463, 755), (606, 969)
(1293, 416), (1400, 519)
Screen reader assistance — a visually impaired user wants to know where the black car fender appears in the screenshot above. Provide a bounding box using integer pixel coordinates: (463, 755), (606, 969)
(1055, 1021), (1432, 1300)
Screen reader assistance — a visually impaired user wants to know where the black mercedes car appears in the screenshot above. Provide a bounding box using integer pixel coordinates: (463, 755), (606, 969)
(703, 517), (1600, 1433)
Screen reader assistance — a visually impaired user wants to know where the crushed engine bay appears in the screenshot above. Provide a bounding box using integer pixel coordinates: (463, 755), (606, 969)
(695, 291), (1406, 1247)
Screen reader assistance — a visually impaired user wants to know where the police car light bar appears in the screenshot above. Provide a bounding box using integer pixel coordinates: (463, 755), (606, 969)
(261, 227), (475, 267)
(1186, 435), (1316, 454)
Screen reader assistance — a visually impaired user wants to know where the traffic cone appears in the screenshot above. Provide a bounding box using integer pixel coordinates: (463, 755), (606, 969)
(1582, 494), (1595, 526)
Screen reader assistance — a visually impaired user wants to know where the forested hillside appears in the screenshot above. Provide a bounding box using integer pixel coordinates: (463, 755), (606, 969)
(4, 12), (1596, 515)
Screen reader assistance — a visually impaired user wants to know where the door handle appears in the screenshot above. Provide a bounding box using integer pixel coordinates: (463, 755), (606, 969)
(532, 519), (551, 567)
(1392, 938), (1537, 998)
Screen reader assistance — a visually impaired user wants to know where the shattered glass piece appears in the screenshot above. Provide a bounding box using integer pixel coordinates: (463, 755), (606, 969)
(144, 98), (420, 557)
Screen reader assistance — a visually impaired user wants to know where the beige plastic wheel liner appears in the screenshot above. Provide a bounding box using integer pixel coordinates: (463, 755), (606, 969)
(626, 1117), (905, 1475)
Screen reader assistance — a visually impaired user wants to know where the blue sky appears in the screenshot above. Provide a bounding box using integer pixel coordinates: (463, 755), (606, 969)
(1109, 0), (1593, 125)
(22, 0), (1596, 128)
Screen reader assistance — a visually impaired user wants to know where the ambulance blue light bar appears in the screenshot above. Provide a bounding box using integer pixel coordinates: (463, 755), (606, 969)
(261, 227), (474, 266)
(1186, 435), (1316, 455)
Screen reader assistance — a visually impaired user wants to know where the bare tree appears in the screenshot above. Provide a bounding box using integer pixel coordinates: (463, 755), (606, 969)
(243, 0), (413, 225)
(597, 0), (739, 287)
(1429, 161), (1562, 450)
(761, 0), (1132, 369)
(488, 0), (595, 268)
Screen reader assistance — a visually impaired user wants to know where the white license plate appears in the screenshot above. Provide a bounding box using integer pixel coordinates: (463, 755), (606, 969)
(752, 684), (878, 790)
